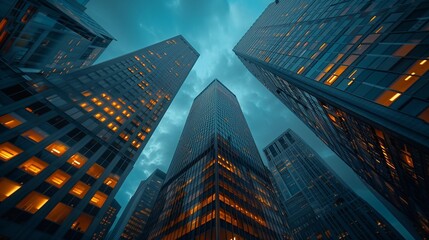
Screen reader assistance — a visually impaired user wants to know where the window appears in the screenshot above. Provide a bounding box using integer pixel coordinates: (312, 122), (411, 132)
(69, 181), (90, 198)
(25, 102), (51, 116)
(67, 153), (87, 168)
(86, 164), (104, 179)
(90, 191), (107, 208)
(71, 213), (93, 233)
(45, 141), (69, 157)
(47, 116), (69, 129)
(46, 170), (71, 188)
(21, 128), (47, 143)
(0, 142), (23, 161)
(16, 191), (49, 214)
(0, 113), (24, 128)
(104, 175), (119, 188)
(419, 107), (429, 123)
(18, 157), (48, 176)
(376, 90), (401, 107)
(45, 203), (72, 224)
(0, 178), (21, 201)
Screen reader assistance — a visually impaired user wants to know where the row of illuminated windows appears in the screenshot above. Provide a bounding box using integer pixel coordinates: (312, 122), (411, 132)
(0, 177), (108, 211)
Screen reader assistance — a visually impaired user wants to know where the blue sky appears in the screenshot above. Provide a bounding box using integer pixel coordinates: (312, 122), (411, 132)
(86, 0), (413, 238)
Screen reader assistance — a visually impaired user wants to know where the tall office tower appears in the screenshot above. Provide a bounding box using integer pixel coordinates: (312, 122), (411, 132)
(265, 129), (405, 239)
(0, 35), (198, 240)
(108, 169), (166, 240)
(234, 0), (429, 236)
(91, 199), (120, 240)
(0, 0), (113, 76)
(143, 80), (286, 240)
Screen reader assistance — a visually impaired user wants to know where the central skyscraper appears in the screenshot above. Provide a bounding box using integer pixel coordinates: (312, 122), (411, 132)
(143, 80), (286, 240)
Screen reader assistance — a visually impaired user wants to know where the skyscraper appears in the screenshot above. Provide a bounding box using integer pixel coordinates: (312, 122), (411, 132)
(265, 129), (405, 239)
(234, 0), (429, 236)
(108, 169), (166, 240)
(91, 199), (120, 240)
(0, 0), (113, 76)
(0, 35), (198, 239)
(143, 80), (286, 240)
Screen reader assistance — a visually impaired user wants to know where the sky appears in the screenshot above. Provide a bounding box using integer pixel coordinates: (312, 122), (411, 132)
(86, 0), (413, 238)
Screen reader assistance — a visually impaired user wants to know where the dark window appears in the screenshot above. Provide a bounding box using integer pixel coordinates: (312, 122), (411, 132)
(2, 84), (33, 101)
(67, 128), (86, 142)
(279, 138), (289, 149)
(48, 116), (69, 129)
(269, 145), (277, 157)
(26, 101), (51, 115)
(285, 132), (295, 144)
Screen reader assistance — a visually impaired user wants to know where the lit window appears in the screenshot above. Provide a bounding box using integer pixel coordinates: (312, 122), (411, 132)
(46, 170), (71, 188)
(90, 191), (107, 208)
(419, 107), (429, 123)
(393, 44), (416, 57)
(115, 116), (125, 124)
(119, 132), (130, 141)
(71, 213), (93, 233)
(101, 93), (111, 100)
(107, 122), (118, 132)
(86, 164), (104, 179)
(67, 153), (87, 168)
(16, 191), (49, 214)
(0, 178), (21, 201)
(0, 142), (23, 161)
(45, 203), (72, 224)
(103, 107), (114, 116)
(104, 175), (119, 188)
(69, 181), (90, 198)
(21, 128), (47, 143)
(45, 141), (69, 157)
(19, 157), (48, 176)
(94, 113), (106, 122)
(375, 90), (402, 107)
(0, 113), (25, 129)
(81, 91), (92, 97)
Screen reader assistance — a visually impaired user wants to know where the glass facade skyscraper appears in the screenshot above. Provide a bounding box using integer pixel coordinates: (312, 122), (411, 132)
(91, 199), (120, 240)
(0, 35), (198, 239)
(0, 0), (113, 76)
(234, 0), (429, 236)
(108, 169), (166, 240)
(143, 80), (286, 240)
(265, 129), (404, 239)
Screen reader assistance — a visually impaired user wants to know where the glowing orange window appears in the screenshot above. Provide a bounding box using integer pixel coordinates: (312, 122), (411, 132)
(46, 170), (71, 188)
(0, 178), (21, 201)
(67, 153), (87, 168)
(86, 164), (104, 179)
(45, 141), (69, 157)
(71, 213), (93, 233)
(19, 157), (48, 176)
(21, 128), (47, 143)
(0, 113), (24, 129)
(90, 191), (107, 208)
(0, 113), (24, 128)
(419, 107), (429, 123)
(45, 203), (72, 224)
(16, 191), (49, 214)
(104, 175), (119, 188)
(0, 142), (23, 161)
(69, 181), (90, 198)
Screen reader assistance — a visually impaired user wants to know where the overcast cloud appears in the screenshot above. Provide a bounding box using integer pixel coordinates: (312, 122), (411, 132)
(86, 1), (412, 238)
